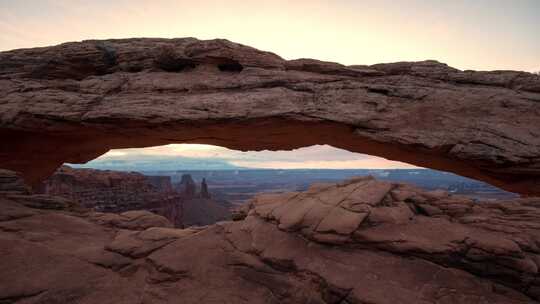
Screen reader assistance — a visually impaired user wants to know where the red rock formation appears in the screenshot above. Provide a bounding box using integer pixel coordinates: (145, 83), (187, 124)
(146, 175), (174, 192)
(0, 169), (30, 195)
(181, 197), (230, 227)
(0, 38), (539, 195)
(200, 178), (210, 199)
(1, 174), (539, 303)
(40, 166), (168, 209)
(175, 174), (231, 226)
(176, 174), (197, 199)
(39, 166), (183, 226)
(39, 167), (230, 227)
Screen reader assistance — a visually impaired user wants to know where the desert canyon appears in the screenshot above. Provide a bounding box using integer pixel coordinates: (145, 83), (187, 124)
(1, 38), (540, 303)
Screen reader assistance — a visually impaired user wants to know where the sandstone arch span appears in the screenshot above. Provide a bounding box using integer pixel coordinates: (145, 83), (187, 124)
(0, 38), (539, 195)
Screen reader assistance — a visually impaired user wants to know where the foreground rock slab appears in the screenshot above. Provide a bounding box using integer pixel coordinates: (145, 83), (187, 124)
(1, 38), (540, 195)
(1, 174), (539, 303)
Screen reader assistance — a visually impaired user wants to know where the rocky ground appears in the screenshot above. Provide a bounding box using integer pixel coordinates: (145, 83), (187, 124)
(1, 169), (539, 303)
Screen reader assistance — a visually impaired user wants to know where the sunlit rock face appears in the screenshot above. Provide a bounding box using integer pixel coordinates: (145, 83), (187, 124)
(1, 174), (539, 303)
(1, 38), (540, 195)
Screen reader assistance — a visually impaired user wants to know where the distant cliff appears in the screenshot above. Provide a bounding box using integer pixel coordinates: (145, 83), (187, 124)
(39, 166), (230, 227)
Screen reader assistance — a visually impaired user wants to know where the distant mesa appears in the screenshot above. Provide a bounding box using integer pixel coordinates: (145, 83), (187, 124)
(38, 166), (230, 228)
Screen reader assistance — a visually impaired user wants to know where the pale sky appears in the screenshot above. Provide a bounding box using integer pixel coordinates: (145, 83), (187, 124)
(3, 1), (539, 170)
(1, 0), (539, 71)
(77, 144), (419, 171)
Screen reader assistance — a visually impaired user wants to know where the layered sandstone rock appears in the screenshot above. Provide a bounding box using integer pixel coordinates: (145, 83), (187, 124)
(39, 166), (186, 227)
(39, 166), (230, 227)
(0, 169), (30, 195)
(39, 166), (173, 212)
(176, 174), (197, 199)
(1, 176), (539, 303)
(200, 178), (211, 199)
(175, 174), (231, 227)
(146, 175), (175, 193)
(246, 176), (540, 299)
(0, 38), (539, 195)
(181, 197), (231, 227)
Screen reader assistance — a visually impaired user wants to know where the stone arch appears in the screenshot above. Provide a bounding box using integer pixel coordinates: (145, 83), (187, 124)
(0, 38), (539, 195)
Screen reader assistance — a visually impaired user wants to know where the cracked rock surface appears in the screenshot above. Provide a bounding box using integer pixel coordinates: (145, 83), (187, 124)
(1, 38), (540, 195)
(1, 171), (539, 303)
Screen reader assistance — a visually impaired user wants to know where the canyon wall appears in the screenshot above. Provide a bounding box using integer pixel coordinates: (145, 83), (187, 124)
(39, 166), (169, 211)
(39, 166), (230, 227)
